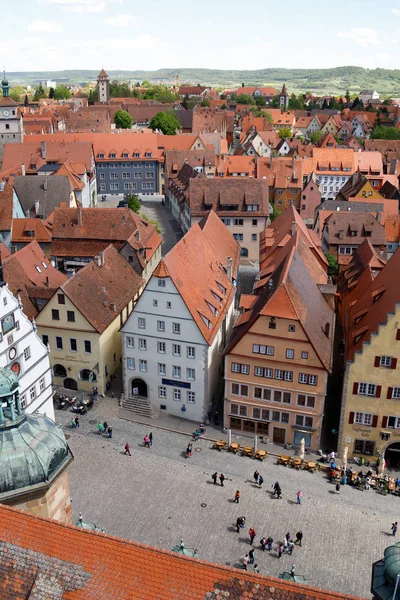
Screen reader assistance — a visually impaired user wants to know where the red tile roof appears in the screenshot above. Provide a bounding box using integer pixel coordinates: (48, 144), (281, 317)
(0, 504), (362, 600)
(0, 182), (14, 231)
(198, 210), (240, 280)
(2, 140), (93, 174)
(11, 218), (52, 244)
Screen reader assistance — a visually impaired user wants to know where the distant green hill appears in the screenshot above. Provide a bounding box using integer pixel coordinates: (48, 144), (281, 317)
(9, 66), (400, 96)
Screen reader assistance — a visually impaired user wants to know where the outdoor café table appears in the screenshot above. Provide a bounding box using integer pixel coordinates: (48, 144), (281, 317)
(278, 455), (291, 465)
(213, 440), (226, 450)
(242, 446), (253, 456)
(292, 458), (302, 468)
(307, 461), (317, 472)
(229, 443), (240, 453)
(255, 450), (267, 461)
(389, 481), (396, 493)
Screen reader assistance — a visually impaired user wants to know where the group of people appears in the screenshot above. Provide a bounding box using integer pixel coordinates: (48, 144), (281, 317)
(242, 529), (304, 569)
(98, 421), (113, 438)
(253, 470), (264, 487)
(144, 433), (153, 448)
(212, 472), (225, 486)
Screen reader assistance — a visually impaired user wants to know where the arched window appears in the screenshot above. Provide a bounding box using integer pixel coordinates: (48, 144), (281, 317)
(240, 247), (249, 257)
(79, 369), (97, 382)
(53, 364), (67, 378)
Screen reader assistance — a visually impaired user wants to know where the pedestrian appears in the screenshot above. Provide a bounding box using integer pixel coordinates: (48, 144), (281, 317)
(253, 564), (259, 574)
(260, 537), (267, 551)
(285, 532), (291, 542)
(267, 536), (273, 551)
(236, 517), (242, 533)
(219, 473), (225, 487)
(186, 443), (192, 457)
(103, 421), (108, 433)
(258, 475), (264, 488)
(71, 418), (76, 428)
(328, 451), (336, 464)
(144, 435), (149, 448)
(249, 527), (256, 545)
(124, 443), (131, 456)
(234, 490), (240, 503)
(277, 544), (284, 559)
(335, 482), (341, 494)
(288, 541), (295, 556)
(295, 531), (303, 546)
(365, 476), (371, 490)
(253, 470), (259, 484)
(243, 554), (249, 570)
(296, 490), (303, 505)
(75, 416), (80, 428)
(97, 422), (103, 434)
(276, 485), (282, 499)
(149, 432), (153, 447)
(392, 522), (398, 536)
(283, 538), (288, 552)
(249, 548), (255, 564)
(107, 426), (113, 438)
(212, 472), (218, 485)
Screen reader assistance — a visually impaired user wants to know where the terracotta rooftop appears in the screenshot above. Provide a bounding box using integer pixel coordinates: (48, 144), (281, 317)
(164, 148), (216, 182)
(60, 244), (143, 333)
(12, 218), (52, 244)
(198, 209), (240, 280)
(2, 140), (93, 174)
(0, 182), (14, 231)
(3, 240), (66, 319)
(323, 212), (387, 249)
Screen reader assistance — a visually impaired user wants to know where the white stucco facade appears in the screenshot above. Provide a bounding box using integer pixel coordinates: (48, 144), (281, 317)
(0, 283), (54, 421)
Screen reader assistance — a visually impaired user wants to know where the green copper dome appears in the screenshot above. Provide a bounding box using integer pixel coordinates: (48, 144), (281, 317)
(0, 368), (72, 500)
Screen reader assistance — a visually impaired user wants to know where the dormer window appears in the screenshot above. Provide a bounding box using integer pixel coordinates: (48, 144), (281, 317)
(199, 313), (212, 329)
(216, 282), (226, 295)
(134, 152), (140, 158)
(98, 153), (105, 159)
(110, 153), (116, 158)
(123, 153), (129, 158)
(145, 152), (152, 158)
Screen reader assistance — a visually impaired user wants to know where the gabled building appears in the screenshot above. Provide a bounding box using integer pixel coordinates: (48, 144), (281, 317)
(13, 175), (76, 219)
(335, 172), (383, 202)
(257, 157), (305, 212)
(321, 115), (344, 136)
(337, 248), (400, 465)
(11, 218), (53, 256)
(223, 209), (334, 449)
(121, 211), (240, 422)
(295, 115), (321, 138)
(36, 245), (144, 394)
(299, 177), (322, 228)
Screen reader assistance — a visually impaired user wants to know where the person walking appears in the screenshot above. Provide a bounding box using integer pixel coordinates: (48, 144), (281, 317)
(295, 531), (303, 546)
(335, 482), (341, 494)
(243, 554), (249, 570)
(267, 536), (274, 551)
(124, 443), (131, 456)
(296, 490), (303, 505)
(285, 532), (291, 543)
(248, 548), (255, 564)
(144, 435), (150, 448)
(71, 418), (76, 428)
(212, 472), (218, 485)
(103, 421), (108, 433)
(260, 537), (267, 551)
(258, 475), (264, 488)
(392, 522), (398, 536)
(75, 416), (80, 428)
(253, 564), (259, 574)
(107, 426), (113, 438)
(234, 490), (240, 503)
(249, 528), (256, 545)
(149, 432), (153, 447)
(219, 473), (225, 487)
(277, 544), (284, 559)
(283, 537), (288, 553)
(186, 443), (192, 457)
(97, 422), (103, 435)
(288, 541), (295, 556)
(236, 516), (246, 533)
(253, 470), (259, 484)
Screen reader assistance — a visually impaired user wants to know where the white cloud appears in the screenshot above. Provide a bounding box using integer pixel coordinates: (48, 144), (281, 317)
(336, 27), (380, 46)
(392, 7), (400, 15)
(104, 14), (137, 27)
(27, 19), (63, 32)
(38, 0), (106, 11)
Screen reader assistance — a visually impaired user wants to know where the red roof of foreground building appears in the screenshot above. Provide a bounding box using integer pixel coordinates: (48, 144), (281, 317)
(0, 504), (362, 600)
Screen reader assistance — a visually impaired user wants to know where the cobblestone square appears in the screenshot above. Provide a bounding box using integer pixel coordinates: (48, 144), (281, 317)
(58, 398), (398, 598)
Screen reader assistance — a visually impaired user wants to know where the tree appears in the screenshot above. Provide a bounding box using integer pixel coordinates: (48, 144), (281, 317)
(324, 252), (339, 278)
(279, 128), (292, 139)
(351, 97), (364, 110)
(200, 99), (210, 107)
(263, 111), (273, 124)
(345, 90), (351, 105)
(255, 96), (266, 106)
(53, 86), (72, 100)
(9, 85), (25, 103)
(24, 94), (29, 107)
(309, 130), (324, 144)
(140, 212), (161, 233)
(88, 88), (98, 104)
(270, 204), (282, 222)
(371, 126), (400, 140)
(33, 84), (47, 101)
(182, 95), (189, 110)
(235, 94), (255, 105)
(49, 87), (55, 99)
(149, 111), (180, 135)
(114, 109), (133, 129)
(127, 194), (141, 213)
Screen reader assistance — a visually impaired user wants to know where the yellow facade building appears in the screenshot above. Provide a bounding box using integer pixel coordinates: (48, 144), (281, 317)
(338, 248), (400, 465)
(36, 245), (143, 395)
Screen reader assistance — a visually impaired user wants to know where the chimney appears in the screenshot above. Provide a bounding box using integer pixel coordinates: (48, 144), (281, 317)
(291, 221), (296, 236)
(292, 155), (295, 169)
(21, 163), (26, 177)
(45, 276), (49, 287)
(40, 141), (47, 159)
(35, 200), (40, 216)
(269, 154), (273, 169)
(43, 179), (48, 191)
(376, 210), (382, 223)
(77, 206), (82, 227)
(99, 251), (104, 267)
(227, 256), (232, 281)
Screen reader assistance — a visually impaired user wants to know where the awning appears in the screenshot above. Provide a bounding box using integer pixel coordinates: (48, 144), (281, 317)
(292, 426), (316, 434)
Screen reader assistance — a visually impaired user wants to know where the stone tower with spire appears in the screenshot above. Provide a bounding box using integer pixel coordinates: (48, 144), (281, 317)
(97, 68), (110, 104)
(0, 69), (24, 166)
(279, 83), (289, 111)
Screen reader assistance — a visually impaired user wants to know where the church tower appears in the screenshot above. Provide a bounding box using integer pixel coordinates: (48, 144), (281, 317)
(279, 83), (289, 111)
(0, 70), (24, 166)
(97, 68), (110, 104)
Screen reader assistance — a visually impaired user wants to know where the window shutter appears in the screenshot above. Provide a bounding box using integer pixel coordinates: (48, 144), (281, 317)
(372, 415), (378, 428)
(352, 382), (359, 395)
(382, 416), (388, 428)
(397, 329), (400, 341)
(391, 358), (398, 370)
(375, 386), (382, 398)
(387, 387), (393, 399)
(374, 356), (380, 367)
(349, 411), (354, 424)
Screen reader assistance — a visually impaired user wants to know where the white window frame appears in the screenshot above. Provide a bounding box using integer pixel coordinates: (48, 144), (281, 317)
(24, 347), (31, 361)
(187, 346), (195, 359)
(232, 362), (240, 373)
(286, 349), (294, 359)
(380, 356), (392, 368)
(157, 341), (166, 354)
(173, 365), (181, 379)
(354, 412), (373, 426)
(157, 320), (165, 332)
(138, 317), (146, 329)
(127, 358), (135, 370)
(173, 388), (181, 401)
(392, 387), (400, 399)
(39, 377), (45, 393)
(173, 322), (181, 334)
(30, 386), (36, 401)
(187, 391), (195, 403)
(172, 344), (181, 356)
(139, 359), (147, 373)
(187, 368), (195, 381)
(158, 363), (166, 376)
(358, 382), (376, 396)
(139, 338), (147, 351)
(159, 386), (167, 398)
(126, 336), (134, 348)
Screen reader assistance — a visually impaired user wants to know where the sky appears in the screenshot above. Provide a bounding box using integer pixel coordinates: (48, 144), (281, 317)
(1, 0), (400, 73)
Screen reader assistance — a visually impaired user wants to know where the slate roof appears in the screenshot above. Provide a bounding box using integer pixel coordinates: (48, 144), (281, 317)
(323, 212), (387, 248)
(336, 238), (386, 302)
(13, 176), (73, 218)
(61, 244), (143, 333)
(0, 504), (363, 600)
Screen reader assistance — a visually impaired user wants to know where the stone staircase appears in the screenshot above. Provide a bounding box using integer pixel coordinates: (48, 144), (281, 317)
(120, 395), (160, 419)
